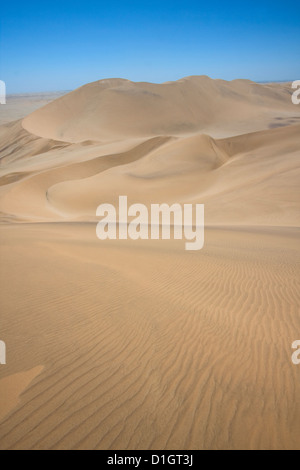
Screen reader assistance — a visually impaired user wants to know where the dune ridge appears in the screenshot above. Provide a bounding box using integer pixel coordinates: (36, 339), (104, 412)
(22, 76), (299, 142)
(1, 121), (299, 226)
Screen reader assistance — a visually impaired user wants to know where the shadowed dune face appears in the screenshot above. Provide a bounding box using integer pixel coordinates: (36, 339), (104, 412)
(0, 77), (300, 450)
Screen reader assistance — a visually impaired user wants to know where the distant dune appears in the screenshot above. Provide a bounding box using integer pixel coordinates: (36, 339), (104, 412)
(22, 77), (299, 142)
(0, 77), (299, 450)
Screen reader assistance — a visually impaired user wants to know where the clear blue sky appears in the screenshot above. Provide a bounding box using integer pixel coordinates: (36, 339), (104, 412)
(0, 0), (299, 93)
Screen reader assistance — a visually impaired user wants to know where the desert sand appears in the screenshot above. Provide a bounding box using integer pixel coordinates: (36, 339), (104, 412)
(0, 76), (299, 450)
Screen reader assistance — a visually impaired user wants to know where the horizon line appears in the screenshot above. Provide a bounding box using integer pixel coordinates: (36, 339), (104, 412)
(4, 76), (298, 96)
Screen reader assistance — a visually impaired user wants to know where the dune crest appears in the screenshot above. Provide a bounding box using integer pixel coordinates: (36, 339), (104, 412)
(22, 76), (299, 142)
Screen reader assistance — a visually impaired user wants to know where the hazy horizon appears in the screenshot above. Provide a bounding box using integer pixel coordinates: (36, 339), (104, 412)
(4, 77), (298, 96)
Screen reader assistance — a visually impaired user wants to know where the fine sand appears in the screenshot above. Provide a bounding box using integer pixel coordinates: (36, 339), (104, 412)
(0, 76), (299, 450)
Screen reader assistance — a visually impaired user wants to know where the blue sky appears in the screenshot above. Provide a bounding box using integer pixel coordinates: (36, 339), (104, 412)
(0, 0), (299, 93)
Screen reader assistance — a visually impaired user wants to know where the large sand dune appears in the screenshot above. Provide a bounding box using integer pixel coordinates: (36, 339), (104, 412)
(22, 77), (299, 141)
(0, 77), (299, 449)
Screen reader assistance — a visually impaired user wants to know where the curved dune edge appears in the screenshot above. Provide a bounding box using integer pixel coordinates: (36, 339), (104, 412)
(0, 366), (44, 422)
(0, 122), (299, 226)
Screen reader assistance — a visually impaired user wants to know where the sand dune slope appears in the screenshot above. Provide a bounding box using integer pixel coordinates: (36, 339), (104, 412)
(0, 92), (68, 126)
(22, 77), (300, 142)
(0, 225), (299, 450)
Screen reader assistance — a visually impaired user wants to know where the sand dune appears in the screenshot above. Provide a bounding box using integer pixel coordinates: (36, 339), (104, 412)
(0, 77), (299, 450)
(22, 77), (299, 142)
(0, 225), (299, 450)
(0, 121), (299, 226)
